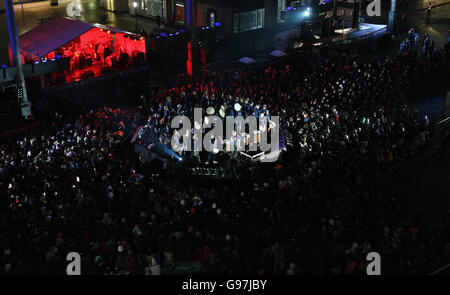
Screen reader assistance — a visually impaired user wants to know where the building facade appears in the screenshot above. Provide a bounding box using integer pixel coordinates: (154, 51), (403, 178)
(100, 0), (129, 13)
(124, 0), (290, 34)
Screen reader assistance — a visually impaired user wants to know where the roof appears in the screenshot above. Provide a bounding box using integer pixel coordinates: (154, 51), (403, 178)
(19, 16), (140, 58)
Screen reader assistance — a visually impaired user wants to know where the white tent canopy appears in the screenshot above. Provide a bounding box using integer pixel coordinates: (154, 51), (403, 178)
(270, 50), (287, 57)
(238, 57), (256, 65)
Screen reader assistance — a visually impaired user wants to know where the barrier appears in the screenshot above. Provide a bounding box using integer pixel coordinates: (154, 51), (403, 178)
(429, 263), (450, 275)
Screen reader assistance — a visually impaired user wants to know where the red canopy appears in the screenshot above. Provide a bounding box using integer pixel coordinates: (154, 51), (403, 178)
(19, 16), (141, 59)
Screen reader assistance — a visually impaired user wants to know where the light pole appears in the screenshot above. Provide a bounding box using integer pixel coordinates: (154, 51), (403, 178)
(388, 0), (396, 34)
(4, 0), (31, 118)
(134, 1), (138, 33)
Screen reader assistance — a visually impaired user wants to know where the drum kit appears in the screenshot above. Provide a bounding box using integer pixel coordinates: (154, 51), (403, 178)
(206, 107), (215, 116)
(234, 103), (242, 112)
(219, 105), (226, 118)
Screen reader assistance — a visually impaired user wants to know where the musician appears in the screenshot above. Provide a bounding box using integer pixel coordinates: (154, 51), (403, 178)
(206, 134), (220, 164)
(191, 131), (201, 163)
(253, 105), (260, 118)
(259, 112), (269, 132)
(229, 130), (241, 160)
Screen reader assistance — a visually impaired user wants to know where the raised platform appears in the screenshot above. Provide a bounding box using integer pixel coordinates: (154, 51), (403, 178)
(332, 23), (387, 43)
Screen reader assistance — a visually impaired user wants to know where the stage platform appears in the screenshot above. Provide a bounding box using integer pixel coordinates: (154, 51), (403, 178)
(332, 23), (387, 43)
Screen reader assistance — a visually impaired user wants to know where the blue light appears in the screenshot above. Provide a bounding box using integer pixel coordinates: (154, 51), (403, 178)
(160, 33), (167, 37)
(1, 64), (6, 69)
(303, 10), (310, 16)
(169, 33), (174, 36)
(34, 61), (39, 64)
(206, 26), (210, 29)
(51, 58), (55, 61)
(214, 22), (221, 27)
(55, 55), (61, 59)
(286, 6), (293, 10)
(175, 32), (180, 35)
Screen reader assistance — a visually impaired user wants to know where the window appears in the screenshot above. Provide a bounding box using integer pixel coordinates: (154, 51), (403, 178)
(277, 0), (286, 23)
(136, 0), (163, 17)
(291, 0), (303, 8)
(233, 8), (265, 34)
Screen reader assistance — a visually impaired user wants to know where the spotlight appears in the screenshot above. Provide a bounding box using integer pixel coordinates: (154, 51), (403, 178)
(303, 10), (310, 17)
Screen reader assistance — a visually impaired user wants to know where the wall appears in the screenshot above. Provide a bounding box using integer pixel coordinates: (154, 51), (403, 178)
(198, 3), (232, 33)
(102, 0), (129, 12)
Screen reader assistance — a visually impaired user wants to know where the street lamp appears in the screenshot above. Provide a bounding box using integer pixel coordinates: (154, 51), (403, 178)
(133, 2), (138, 32)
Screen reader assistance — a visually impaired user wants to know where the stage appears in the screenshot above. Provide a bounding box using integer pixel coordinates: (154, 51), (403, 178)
(331, 22), (387, 43)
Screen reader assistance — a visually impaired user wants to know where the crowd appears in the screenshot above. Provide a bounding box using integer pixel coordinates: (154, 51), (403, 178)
(0, 49), (449, 275)
(400, 28), (447, 72)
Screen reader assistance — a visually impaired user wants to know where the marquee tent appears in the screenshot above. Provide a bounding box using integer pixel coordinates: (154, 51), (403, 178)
(15, 16), (146, 85)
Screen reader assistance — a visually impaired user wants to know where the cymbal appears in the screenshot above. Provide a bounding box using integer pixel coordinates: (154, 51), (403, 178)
(234, 103), (242, 112)
(219, 109), (226, 118)
(206, 107), (215, 115)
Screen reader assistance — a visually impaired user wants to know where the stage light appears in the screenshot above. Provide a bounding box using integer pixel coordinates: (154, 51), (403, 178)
(214, 22), (221, 27)
(133, 1), (137, 8)
(303, 10), (310, 17)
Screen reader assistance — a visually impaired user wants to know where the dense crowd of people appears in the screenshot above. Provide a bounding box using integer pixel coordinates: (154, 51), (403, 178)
(0, 47), (449, 275)
(400, 28), (447, 72)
